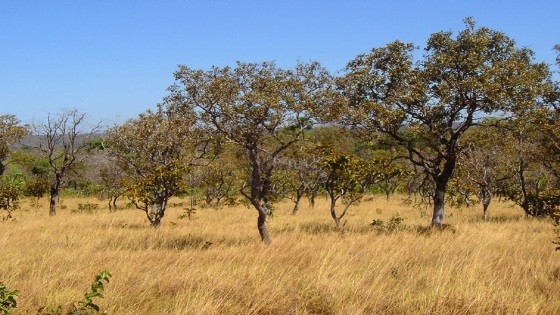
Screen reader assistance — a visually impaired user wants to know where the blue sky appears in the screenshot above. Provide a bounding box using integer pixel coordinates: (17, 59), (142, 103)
(1, 0), (559, 124)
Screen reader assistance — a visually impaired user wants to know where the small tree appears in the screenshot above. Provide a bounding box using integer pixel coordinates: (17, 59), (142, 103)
(99, 163), (126, 211)
(455, 124), (511, 220)
(323, 154), (376, 228)
(33, 110), (101, 216)
(107, 104), (209, 227)
(198, 145), (241, 209)
(0, 172), (24, 220)
(276, 139), (325, 215)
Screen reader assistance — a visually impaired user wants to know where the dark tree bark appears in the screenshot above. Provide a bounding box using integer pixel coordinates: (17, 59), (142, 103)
(291, 183), (305, 215)
(49, 174), (63, 216)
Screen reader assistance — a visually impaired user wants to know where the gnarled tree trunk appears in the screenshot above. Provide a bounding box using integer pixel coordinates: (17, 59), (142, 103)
(257, 206), (271, 244)
(431, 179), (446, 227)
(49, 174), (63, 216)
(147, 203), (165, 227)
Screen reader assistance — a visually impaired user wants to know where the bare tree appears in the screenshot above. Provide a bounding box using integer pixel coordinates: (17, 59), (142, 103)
(33, 110), (101, 216)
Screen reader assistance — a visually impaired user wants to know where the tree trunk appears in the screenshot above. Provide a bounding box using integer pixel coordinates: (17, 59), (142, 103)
(309, 190), (317, 208)
(292, 199), (300, 215)
(148, 203), (165, 227)
(481, 186), (491, 221)
(49, 175), (62, 216)
(517, 157), (531, 216)
(150, 216), (162, 227)
(329, 195), (342, 228)
(431, 180), (446, 227)
(113, 196), (118, 210)
(292, 185), (304, 215)
(49, 189), (58, 216)
(257, 207), (271, 244)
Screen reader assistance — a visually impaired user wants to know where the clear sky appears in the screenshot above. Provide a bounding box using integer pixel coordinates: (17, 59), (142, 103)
(1, 0), (559, 124)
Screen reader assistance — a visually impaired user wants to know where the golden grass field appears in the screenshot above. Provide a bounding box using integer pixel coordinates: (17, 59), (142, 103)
(1, 195), (559, 314)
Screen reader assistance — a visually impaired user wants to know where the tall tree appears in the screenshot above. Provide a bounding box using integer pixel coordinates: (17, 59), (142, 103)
(339, 18), (552, 227)
(171, 61), (332, 243)
(33, 110), (101, 216)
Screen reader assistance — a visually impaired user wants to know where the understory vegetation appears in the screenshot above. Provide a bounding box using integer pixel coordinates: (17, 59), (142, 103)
(0, 196), (558, 314)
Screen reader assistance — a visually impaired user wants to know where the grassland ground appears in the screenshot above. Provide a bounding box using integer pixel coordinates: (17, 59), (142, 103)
(0, 195), (559, 314)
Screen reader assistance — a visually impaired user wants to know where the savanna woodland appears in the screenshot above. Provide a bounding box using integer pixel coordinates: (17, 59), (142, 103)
(1, 20), (560, 314)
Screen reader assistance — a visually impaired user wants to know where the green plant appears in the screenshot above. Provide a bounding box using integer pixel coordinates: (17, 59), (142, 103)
(0, 282), (18, 315)
(70, 270), (112, 314)
(37, 270), (112, 315)
(370, 214), (405, 233)
(388, 213), (404, 229)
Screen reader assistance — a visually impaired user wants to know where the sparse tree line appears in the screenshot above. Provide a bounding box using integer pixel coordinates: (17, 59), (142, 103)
(1, 19), (560, 244)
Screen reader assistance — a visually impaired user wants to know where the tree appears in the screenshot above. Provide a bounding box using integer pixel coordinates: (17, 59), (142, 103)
(171, 61), (332, 243)
(323, 153), (375, 228)
(107, 104), (209, 227)
(276, 137), (325, 215)
(339, 18), (552, 227)
(33, 110), (101, 216)
(454, 124), (510, 220)
(198, 144), (242, 209)
(0, 115), (27, 176)
(99, 163), (126, 211)
(499, 116), (558, 217)
(366, 145), (410, 201)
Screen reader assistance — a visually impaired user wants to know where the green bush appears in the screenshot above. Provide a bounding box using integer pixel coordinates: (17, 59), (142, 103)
(0, 283), (18, 314)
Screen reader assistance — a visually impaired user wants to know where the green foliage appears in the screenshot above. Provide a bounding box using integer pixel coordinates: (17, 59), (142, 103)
(0, 172), (24, 215)
(323, 154), (375, 201)
(70, 270), (112, 314)
(370, 214), (405, 232)
(107, 104), (206, 226)
(339, 18), (554, 226)
(0, 283), (18, 315)
(24, 176), (50, 199)
(0, 115), (28, 176)
(388, 214), (405, 229)
(85, 138), (105, 153)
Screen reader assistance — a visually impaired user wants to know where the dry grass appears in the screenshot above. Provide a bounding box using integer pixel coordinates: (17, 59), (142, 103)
(1, 195), (559, 314)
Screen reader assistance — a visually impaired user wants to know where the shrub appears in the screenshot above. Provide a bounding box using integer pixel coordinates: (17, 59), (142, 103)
(0, 283), (18, 314)
(71, 203), (100, 214)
